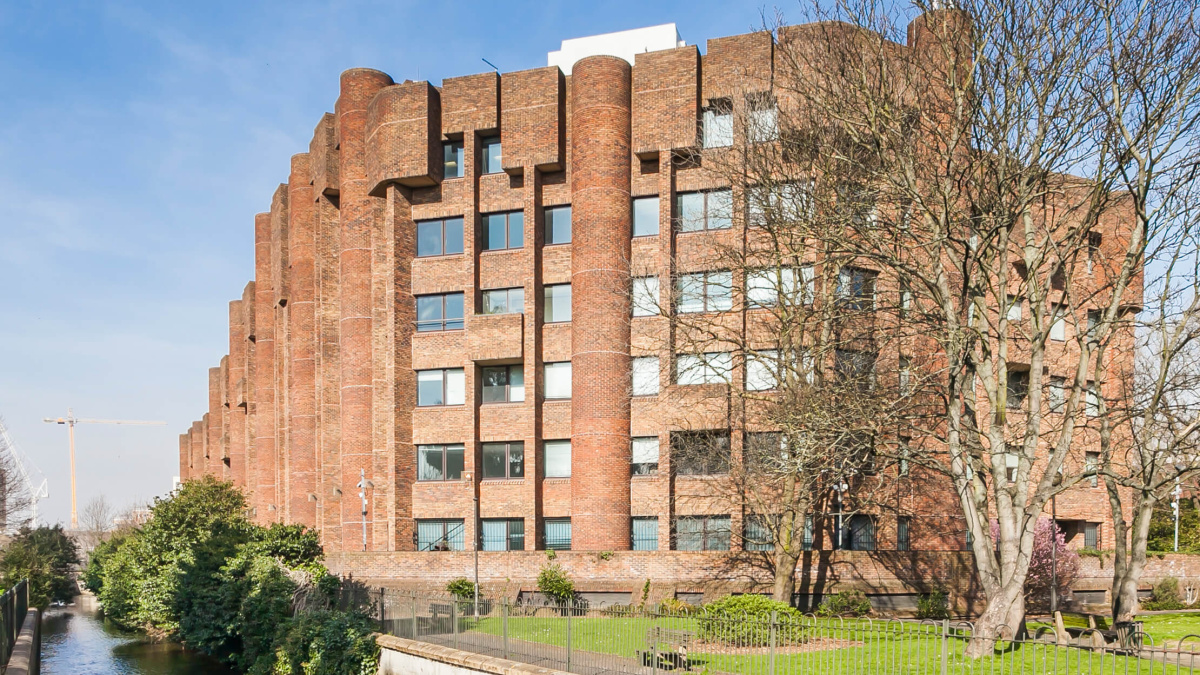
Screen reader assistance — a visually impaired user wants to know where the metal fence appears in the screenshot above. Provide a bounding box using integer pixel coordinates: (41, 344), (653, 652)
(367, 589), (1200, 675)
(0, 579), (29, 669)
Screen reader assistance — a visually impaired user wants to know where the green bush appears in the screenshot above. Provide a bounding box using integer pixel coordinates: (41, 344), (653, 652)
(446, 578), (477, 600)
(816, 590), (872, 617)
(1143, 576), (1186, 611)
(916, 591), (951, 620)
(537, 563), (575, 604)
(254, 610), (379, 675)
(698, 594), (804, 646)
(657, 597), (699, 615)
(0, 525), (80, 609)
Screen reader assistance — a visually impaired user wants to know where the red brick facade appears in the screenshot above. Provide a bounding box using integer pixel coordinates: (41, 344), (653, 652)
(179, 15), (1126, 595)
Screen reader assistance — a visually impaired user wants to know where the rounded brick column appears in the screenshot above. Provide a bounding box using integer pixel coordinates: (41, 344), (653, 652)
(337, 68), (394, 551)
(570, 55), (633, 551)
(288, 153), (318, 528)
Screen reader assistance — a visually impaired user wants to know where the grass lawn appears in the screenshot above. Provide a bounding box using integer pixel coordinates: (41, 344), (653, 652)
(466, 615), (1193, 674)
(1139, 613), (1200, 646)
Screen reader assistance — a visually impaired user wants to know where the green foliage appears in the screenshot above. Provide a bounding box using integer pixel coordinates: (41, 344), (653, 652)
(253, 610), (379, 675)
(816, 590), (872, 617)
(916, 590), (951, 620)
(698, 594), (803, 645)
(537, 562), (575, 604)
(1148, 498), (1200, 553)
(1143, 576), (1186, 611)
(0, 525), (80, 609)
(446, 578), (477, 600)
(657, 597), (699, 615)
(81, 531), (129, 595)
(1077, 548), (1106, 558)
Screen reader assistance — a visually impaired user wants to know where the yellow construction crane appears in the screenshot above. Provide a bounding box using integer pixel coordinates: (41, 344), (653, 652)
(43, 409), (166, 529)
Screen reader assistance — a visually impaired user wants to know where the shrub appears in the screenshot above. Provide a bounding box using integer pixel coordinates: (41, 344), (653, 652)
(537, 563), (575, 604)
(1021, 519), (1080, 612)
(446, 578), (477, 600)
(916, 590), (951, 620)
(0, 525), (80, 609)
(1143, 576), (1185, 611)
(253, 609), (379, 675)
(698, 594), (805, 646)
(816, 590), (872, 617)
(657, 597), (698, 615)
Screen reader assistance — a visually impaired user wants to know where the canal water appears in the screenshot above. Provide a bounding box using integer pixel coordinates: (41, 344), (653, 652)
(41, 598), (237, 675)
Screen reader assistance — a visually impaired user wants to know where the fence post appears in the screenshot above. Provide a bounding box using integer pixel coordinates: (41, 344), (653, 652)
(502, 598), (509, 659)
(940, 619), (950, 675)
(770, 610), (778, 674)
(453, 599), (459, 650)
(411, 592), (418, 640)
(378, 587), (385, 632)
(566, 602), (573, 672)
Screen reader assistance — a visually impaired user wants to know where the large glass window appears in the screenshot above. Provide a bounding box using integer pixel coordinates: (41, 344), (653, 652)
(747, 182), (810, 227)
(481, 519), (525, 551)
(839, 514), (875, 551)
(417, 368), (465, 406)
(632, 517), (659, 551)
(481, 136), (503, 174)
(1048, 376), (1066, 413)
(837, 267), (877, 310)
(744, 515), (775, 551)
(632, 436), (660, 475)
(672, 430), (731, 475)
(747, 93), (779, 143)
(676, 352), (732, 385)
(633, 197), (660, 237)
(702, 99), (733, 148)
(1050, 303), (1067, 341)
(745, 350), (779, 392)
(1087, 381), (1101, 416)
(482, 287), (524, 315)
(747, 267), (814, 307)
(443, 141), (464, 179)
(544, 518), (572, 550)
(544, 440), (571, 478)
(677, 271), (732, 313)
(834, 350), (875, 390)
(1006, 370), (1029, 409)
(416, 293), (464, 332)
(545, 205), (571, 245)
(674, 515), (731, 551)
(544, 362), (572, 399)
(483, 211), (524, 250)
(544, 284), (571, 323)
(897, 516), (911, 551)
(632, 356), (660, 396)
(1084, 522), (1101, 549)
(632, 277), (660, 317)
(481, 365), (524, 403)
(482, 441), (524, 479)
(417, 519), (465, 551)
(416, 217), (465, 257)
(417, 444), (465, 481)
(676, 190), (732, 232)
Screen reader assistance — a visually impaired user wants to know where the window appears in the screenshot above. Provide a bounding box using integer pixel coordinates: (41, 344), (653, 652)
(676, 190), (732, 232)
(745, 350), (779, 392)
(482, 287), (524, 315)
(416, 217), (465, 257)
(1085, 451), (1099, 487)
(1048, 376), (1066, 413)
(840, 514), (875, 551)
(744, 514), (775, 551)
(482, 441), (524, 479)
(632, 436), (660, 475)
(1050, 304), (1066, 341)
(483, 211), (524, 250)
(481, 519), (524, 551)
(747, 266), (814, 307)
(675, 515), (731, 551)
(633, 196), (660, 237)
(1087, 232), (1103, 274)
(1086, 381), (1101, 416)
(802, 515), (814, 551)
(416, 293), (464, 332)
(677, 271), (732, 313)
(834, 350), (875, 389)
(676, 352), (732, 385)
(899, 438), (911, 477)
(544, 440), (571, 478)
(747, 93), (778, 143)
(747, 182), (810, 227)
(837, 267), (877, 310)
(1087, 310), (1102, 342)
(632, 277), (660, 317)
(744, 432), (786, 474)
(544, 205), (571, 245)
(632, 517), (659, 550)
(481, 136), (502, 174)
(544, 362), (572, 399)
(702, 99), (733, 148)
(672, 430), (731, 476)
(1006, 295), (1023, 322)
(899, 356), (912, 394)
(544, 518), (571, 550)
(1006, 369), (1029, 409)
(418, 444), (465, 481)
(417, 368), (465, 406)
(481, 365), (524, 403)
(443, 140), (464, 179)
(901, 280), (913, 316)
(1084, 522), (1100, 549)
(543, 284), (571, 323)
(897, 516), (911, 551)
(417, 519), (465, 551)
(1004, 450), (1019, 484)
(632, 356), (660, 396)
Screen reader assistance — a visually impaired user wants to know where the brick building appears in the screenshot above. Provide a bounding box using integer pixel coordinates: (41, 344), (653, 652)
(178, 15), (1130, 605)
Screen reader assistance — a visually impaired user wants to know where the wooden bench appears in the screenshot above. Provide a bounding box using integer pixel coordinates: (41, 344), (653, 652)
(638, 626), (694, 670)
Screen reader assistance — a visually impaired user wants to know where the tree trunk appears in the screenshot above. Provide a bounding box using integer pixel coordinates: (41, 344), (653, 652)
(965, 583), (1026, 657)
(1111, 570), (1141, 623)
(773, 546), (799, 603)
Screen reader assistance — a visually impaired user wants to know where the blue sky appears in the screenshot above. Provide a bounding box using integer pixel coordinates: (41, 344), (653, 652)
(0, 0), (782, 526)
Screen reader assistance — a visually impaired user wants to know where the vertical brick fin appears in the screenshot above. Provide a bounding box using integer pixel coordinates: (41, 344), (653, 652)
(241, 282), (257, 499)
(338, 67), (394, 552)
(227, 298), (248, 489)
(441, 72), (499, 135)
(502, 67), (566, 172)
(288, 154), (319, 528)
(315, 193), (342, 548)
(702, 31), (775, 101)
(219, 356), (230, 478)
(207, 367), (223, 477)
(632, 46), (701, 154)
(189, 421), (204, 479)
(366, 82), (442, 193)
(254, 211), (278, 524)
(570, 55), (633, 551)
(311, 113), (340, 199)
(178, 433), (191, 482)
(271, 186), (291, 521)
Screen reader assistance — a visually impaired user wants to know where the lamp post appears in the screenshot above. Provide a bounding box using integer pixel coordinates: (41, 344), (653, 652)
(356, 469), (373, 552)
(1173, 479), (1183, 552)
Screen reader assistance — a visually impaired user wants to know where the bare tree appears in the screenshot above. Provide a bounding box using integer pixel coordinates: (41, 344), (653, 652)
(79, 495), (115, 552)
(0, 417), (37, 533)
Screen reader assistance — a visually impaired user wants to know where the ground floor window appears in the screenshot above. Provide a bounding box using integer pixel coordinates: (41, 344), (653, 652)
(481, 518), (525, 551)
(632, 517), (659, 550)
(544, 518), (572, 550)
(838, 514), (874, 551)
(416, 519), (465, 551)
(674, 515), (731, 551)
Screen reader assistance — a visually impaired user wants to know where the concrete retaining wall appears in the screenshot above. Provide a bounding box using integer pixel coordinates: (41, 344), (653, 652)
(7, 608), (41, 675)
(377, 634), (566, 675)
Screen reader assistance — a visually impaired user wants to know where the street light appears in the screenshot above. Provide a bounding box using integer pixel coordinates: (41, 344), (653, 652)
(356, 470), (374, 552)
(1173, 479), (1184, 552)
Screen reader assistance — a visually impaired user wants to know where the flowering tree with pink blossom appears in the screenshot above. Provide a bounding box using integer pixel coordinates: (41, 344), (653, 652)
(993, 520), (1078, 612)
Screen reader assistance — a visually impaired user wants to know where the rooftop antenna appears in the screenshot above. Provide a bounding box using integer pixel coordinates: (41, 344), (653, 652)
(482, 58), (499, 72)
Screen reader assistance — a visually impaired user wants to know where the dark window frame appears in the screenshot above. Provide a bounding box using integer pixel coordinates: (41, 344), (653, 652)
(544, 205), (572, 245)
(416, 368), (464, 407)
(632, 196), (660, 237)
(480, 136), (503, 174)
(675, 189), (733, 232)
(673, 515), (732, 551)
(481, 364), (524, 404)
(543, 284), (572, 323)
(443, 140), (465, 179)
(481, 441), (525, 480)
(416, 217), (466, 258)
(416, 519), (466, 551)
(836, 266), (877, 310)
(417, 444), (465, 482)
(632, 516), (659, 551)
(544, 517), (572, 551)
(481, 287), (525, 315)
(481, 518), (525, 551)
(416, 292), (465, 332)
(482, 210), (525, 251)
(672, 430), (731, 476)
(897, 516), (911, 551)
(676, 271), (733, 313)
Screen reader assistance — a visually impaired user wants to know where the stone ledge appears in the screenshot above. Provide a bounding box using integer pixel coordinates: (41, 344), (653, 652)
(7, 609), (41, 675)
(376, 634), (569, 675)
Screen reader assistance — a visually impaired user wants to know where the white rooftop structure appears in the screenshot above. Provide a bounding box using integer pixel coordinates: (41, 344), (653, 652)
(548, 24), (686, 76)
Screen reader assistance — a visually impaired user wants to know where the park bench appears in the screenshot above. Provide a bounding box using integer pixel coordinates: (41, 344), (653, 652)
(638, 626), (694, 670)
